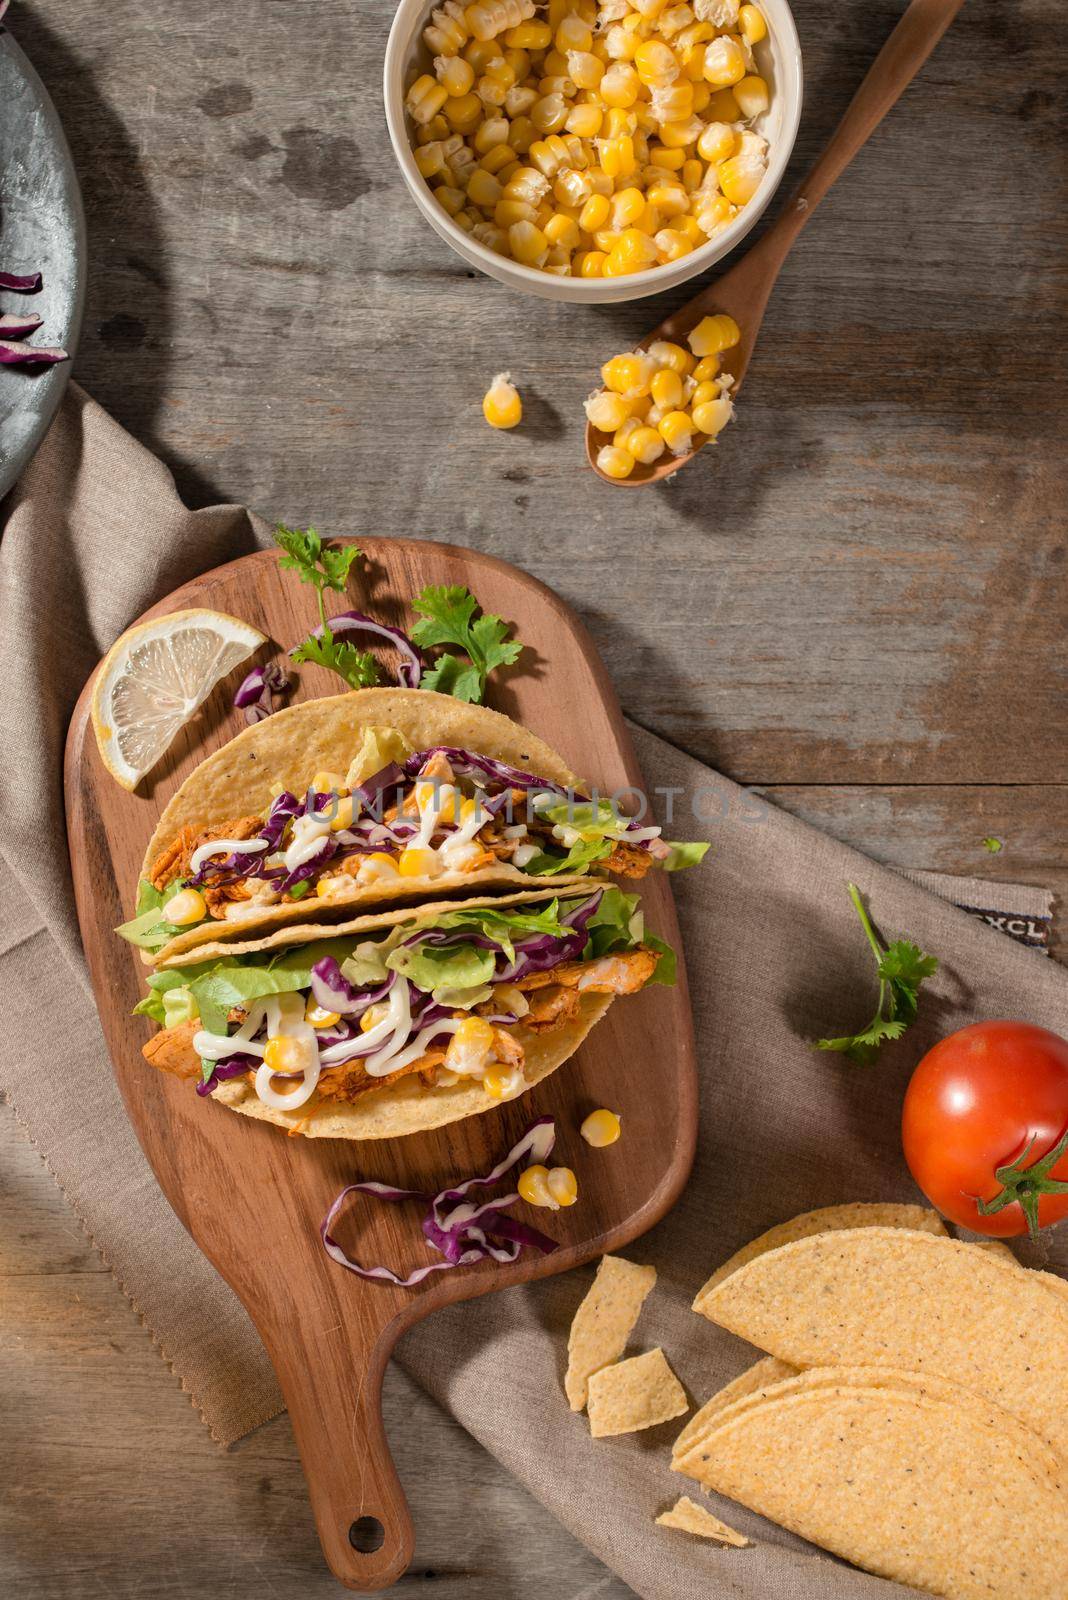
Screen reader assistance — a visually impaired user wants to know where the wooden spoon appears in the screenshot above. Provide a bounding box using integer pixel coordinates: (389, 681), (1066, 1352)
(587, 0), (967, 486)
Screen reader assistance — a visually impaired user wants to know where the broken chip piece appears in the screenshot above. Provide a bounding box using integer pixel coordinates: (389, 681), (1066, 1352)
(655, 1496), (751, 1546)
(587, 1347), (688, 1438)
(565, 1254), (657, 1411)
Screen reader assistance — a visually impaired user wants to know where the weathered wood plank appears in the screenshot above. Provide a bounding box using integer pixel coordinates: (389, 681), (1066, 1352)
(0, 1102), (634, 1600)
(10, 0), (1066, 785)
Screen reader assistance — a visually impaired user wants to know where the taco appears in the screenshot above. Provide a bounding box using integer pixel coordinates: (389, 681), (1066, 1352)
(117, 689), (707, 965)
(137, 884), (673, 1139)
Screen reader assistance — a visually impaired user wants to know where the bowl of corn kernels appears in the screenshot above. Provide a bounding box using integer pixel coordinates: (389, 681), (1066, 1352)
(384, 0), (802, 303)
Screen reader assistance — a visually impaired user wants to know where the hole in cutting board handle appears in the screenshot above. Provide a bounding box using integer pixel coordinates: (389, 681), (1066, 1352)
(349, 1516), (386, 1555)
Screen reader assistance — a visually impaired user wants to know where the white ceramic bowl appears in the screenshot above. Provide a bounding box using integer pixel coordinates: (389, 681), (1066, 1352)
(384, 0), (803, 304)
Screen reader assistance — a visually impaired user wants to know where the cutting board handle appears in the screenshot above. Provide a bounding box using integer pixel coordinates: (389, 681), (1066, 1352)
(265, 1310), (415, 1591)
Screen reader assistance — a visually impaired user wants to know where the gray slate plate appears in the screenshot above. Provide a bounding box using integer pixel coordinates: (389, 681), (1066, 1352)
(0, 26), (85, 500)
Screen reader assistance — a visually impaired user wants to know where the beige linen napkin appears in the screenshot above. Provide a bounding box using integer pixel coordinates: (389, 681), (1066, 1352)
(2, 388), (1064, 1600)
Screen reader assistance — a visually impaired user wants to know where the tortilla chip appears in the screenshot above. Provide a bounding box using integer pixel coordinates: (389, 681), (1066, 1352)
(672, 1357), (799, 1463)
(673, 1365), (1064, 1490)
(655, 1497), (750, 1546)
(142, 688), (584, 963)
(969, 1237), (1018, 1265)
(698, 1227), (1068, 1461)
(693, 1202), (947, 1311)
(587, 1348), (688, 1438)
(565, 1256), (657, 1411)
(675, 1379), (1068, 1600)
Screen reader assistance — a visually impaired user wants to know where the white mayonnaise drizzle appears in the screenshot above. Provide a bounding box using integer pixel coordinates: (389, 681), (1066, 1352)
(282, 811), (332, 873)
(511, 842), (539, 867)
(253, 994), (321, 1110)
(319, 978), (411, 1070)
(188, 836), (269, 874)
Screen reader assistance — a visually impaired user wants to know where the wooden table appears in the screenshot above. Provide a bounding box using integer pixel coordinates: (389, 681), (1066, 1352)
(4, 0), (1065, 1594)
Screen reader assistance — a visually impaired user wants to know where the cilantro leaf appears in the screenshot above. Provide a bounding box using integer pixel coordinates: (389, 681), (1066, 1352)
(411, 584), (523, 704)
(981, 836), (1003, 854)
(274, 525), (361, 601)
(290, 624), (379, 691)
(815, 884), (938, 1066)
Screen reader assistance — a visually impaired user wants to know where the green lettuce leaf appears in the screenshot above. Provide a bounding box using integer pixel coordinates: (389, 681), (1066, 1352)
(387, 941), (497, 1000)
(523, 838), (614, 876)
(662, 840), (711, 871)
(117, 878), (193, 950)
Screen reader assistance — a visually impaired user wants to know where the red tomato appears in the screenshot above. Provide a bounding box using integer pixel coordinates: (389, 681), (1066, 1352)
(902, 1020), (1068, 1237)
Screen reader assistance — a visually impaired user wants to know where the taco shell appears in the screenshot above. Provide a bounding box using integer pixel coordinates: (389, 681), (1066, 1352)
(697, 1227), (1068, 1458)
(141, 688), (590, 963)
(674, 1371), (1068, 1600)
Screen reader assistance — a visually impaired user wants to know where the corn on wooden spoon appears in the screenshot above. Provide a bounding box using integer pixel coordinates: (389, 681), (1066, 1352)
(587, 0), (967, 487)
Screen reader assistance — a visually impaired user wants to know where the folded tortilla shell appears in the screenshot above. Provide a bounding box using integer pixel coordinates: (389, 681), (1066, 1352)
(142, 688), (587, 963)
(673, 1364), (1064, 1489)
(692, 1202), (947, 1311)
(697, 1227), (1068, 1460)
(675, 1379), (1068, 1600)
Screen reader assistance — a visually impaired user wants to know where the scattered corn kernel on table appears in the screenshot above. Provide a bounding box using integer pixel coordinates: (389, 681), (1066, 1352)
(3, 0), (1066, 1596)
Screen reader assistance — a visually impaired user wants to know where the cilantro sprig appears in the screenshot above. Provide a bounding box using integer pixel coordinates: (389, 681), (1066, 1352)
(411, 584), (523, 704)
(274, 525), (378, 691)
(815, 883), (938, 1066)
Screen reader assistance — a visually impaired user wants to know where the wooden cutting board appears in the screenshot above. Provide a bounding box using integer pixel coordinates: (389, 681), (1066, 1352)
(64, 538), (698, 1590)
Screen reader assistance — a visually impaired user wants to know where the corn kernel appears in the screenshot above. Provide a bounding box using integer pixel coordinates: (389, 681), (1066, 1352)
(509, 114), (536, 152)
(567, 48), (604, 90)
(625, 423), (667, 463)
(466, 0), (533, 40)
(658, 409), (694, 455)
(554, 167), (593, 205)
(397, 846), (441, 876)
(658, 114), (703, 148)
(734, 73), (769, 118)
(436, 53), (475, 95)
(649, 81), (694, 122)
(483, 1064), (523, 1099)
(577, 248), (607, 276)
(504, 18), (551, 47)
(599, 133), (636, 178)
(704, 85), (741, 120)
(531, 92), (569, 133)
(305, 1000), (341, 1029)
(691, 378), (721, 407)
(600, 61), (641, 107)
(579, 192), (611, 231)
(718, 151), (763, 204)
(415, 141), (447, 179)
(566, 100), (603, 137)
(647, 143), (685, 170)
(468, 167), (503, 207)
(695, 193), (732, 233)
(655, 227), (693, 261)
(677, 213), (705, 246)
(692, 352), (721, 381)
(479, 141), (517, 174)
(580, 1108), (622, 1147)
(647, 339), (695, 374)
(647, 180), (689, 216)
(494, 196), (536, 225)
(693, 395), (733, 435)
(464, 36), (503, 69)
(263, 1036), (313, 1076)
(697, 120), (735, 164)
(584, 388), (631, 430)
(360, 1002), (389, 1033)
(556, 12), (592, 50)
(444, 90), (484, 132)
(504, 164), (550, 203)
(602, 351), (654, 397)
(509, 218), (550, 263)
(329, 794), (356, 832)
(165, 887), (206, 926)
(612, 226), (659, 271)
(424, 4), (468, 57)
(738, 4), (767, 44)
(548, 1167), (579, 1206)
(610, 185), (646, 226)
(604, 22), (638, 59)
(659, 2), (695, 36)
(407, 74), (449, 125)
(545, 211), (580, 249)
(703, 34), (746, 86)
(688, 312), (740, 356)
(596, 444), (635, 479)
(634, 38), (679, 87)
(435, 184), (467, 215)
(650, 367), (683, 409)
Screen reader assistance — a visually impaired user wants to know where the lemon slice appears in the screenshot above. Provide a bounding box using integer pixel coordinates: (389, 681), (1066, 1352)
(91, 608), (267, 789)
